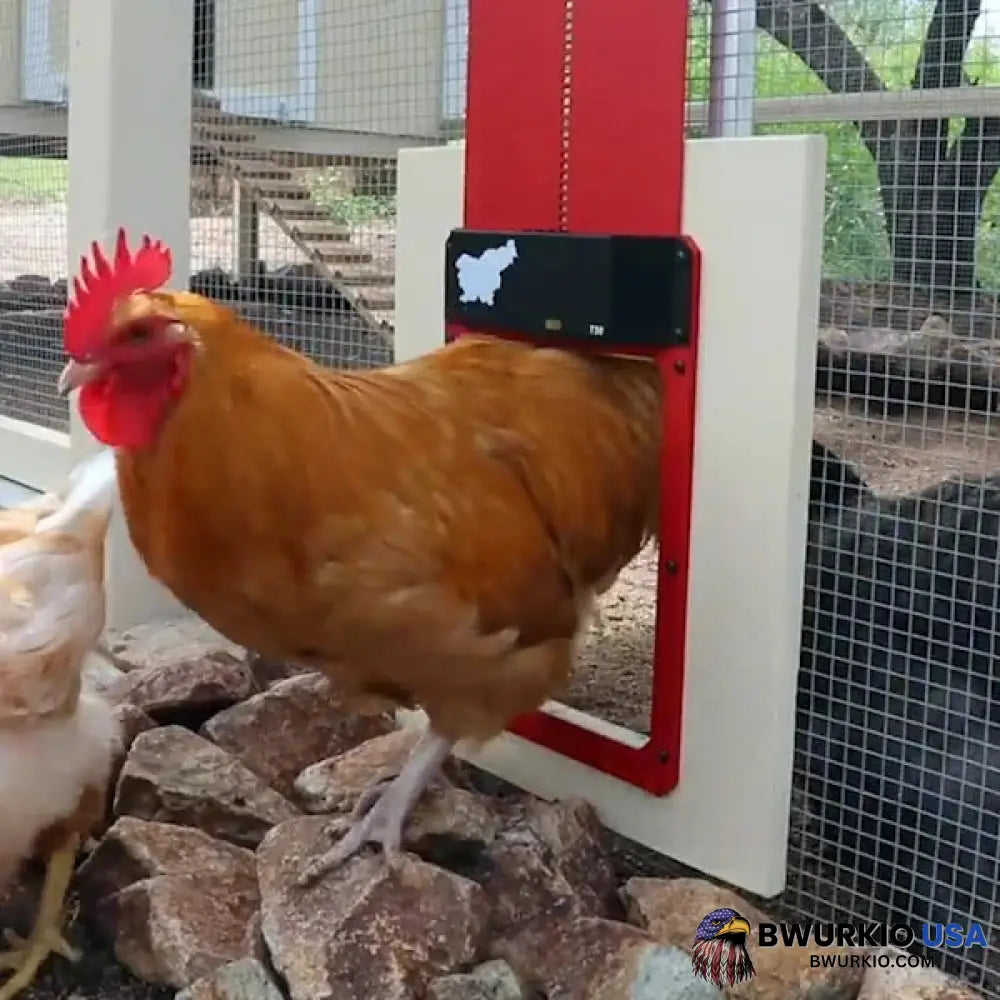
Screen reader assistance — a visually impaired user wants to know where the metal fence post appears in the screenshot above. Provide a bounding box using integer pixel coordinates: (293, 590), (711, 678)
(707, 0), (757, 137)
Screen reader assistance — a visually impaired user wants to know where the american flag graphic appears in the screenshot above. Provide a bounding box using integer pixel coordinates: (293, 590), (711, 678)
(691, 935), (756, 988)
(690, 907), (756, 989)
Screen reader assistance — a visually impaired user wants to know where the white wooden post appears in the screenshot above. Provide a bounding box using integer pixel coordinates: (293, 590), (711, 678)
(66, 0), (193, 631)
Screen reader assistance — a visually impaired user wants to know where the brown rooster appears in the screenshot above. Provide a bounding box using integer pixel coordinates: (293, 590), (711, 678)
(56, 229), (661, 884)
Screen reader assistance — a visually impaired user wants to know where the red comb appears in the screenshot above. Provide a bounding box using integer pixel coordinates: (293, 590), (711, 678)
(63, 227), (173, 358)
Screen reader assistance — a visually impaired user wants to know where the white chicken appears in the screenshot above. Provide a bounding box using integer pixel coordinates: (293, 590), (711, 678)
(0, 449), (121, 999)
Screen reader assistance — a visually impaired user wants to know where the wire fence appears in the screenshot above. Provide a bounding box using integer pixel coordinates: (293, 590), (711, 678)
(1, 0), (999, 990)
(0, 0), (69, 434)
(724, 0), (1000, 993)
(0, 134), (68, 434)
(186, 0), (445, 375)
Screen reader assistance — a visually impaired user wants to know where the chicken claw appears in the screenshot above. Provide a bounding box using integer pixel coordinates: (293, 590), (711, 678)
(297, 731), (452, 886)
(0, 837), (80, 1000)
(0, 927), (80, 966)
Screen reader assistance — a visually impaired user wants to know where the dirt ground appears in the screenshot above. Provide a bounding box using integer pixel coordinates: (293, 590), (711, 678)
(12, 943), (171, 1000)
(0, 872), (171, 1000)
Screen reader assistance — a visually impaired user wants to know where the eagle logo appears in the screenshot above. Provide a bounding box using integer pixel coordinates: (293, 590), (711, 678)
(691, 907), (756, 988)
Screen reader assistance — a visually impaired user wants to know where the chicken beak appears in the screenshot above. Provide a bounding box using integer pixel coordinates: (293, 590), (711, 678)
(716, 916), (752, 938)
(57, 359), (100, 396)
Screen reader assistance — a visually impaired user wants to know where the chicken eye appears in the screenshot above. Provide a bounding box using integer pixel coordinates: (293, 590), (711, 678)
(129, 326), (151, 342)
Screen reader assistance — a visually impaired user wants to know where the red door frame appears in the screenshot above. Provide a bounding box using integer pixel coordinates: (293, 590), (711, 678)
(446, 0), (700, 795)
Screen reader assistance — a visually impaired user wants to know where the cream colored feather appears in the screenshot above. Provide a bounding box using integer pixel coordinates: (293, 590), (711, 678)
(0, 449), (117, 720)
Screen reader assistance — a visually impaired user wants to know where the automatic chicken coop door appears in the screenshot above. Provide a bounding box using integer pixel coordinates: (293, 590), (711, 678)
(443, 0), (699, 798)
(395, 0), (825, 897)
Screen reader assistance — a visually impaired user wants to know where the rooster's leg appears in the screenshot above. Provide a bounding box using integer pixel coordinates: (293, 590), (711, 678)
(297, 730), (453, 886)
(0, 836), (80, 999)
(0, 928), (78, 964)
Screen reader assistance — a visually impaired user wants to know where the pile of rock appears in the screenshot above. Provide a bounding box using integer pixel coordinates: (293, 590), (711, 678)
(15, 617), (980, 1000)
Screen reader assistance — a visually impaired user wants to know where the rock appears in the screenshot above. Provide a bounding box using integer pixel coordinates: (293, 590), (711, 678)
(405, 786), (499, 866)
(257, 816), (489, 1000)
(516, 797), (618, 916)
(93, 871), (259, 989)
(478, 797), (619, 939)
(78, 814), (259, 989)
(111, 653), (255, 727)
(201, 672), (394, 798)
(79, 818), (260, 986)
(425, 960), (528, 1000)
(292, 726), (495, 867)
(495, 912), (717, 1000)
(111, 701), (157, 750)
(82, 651), (127, 695)
(76, 816), (257, 908)
(114, 726), (299, 848)
(857, 947), (983, 1000)
(294, 728), (422, 813)
(111, 616), (244, 671)
(243, 649), (306, 689)
(241, 911), (269, 966)
(479, 828), (578, 937)
(622, 877), (864, 1000)
(101, 704), (157, 833)
(176, 957), (284, 1000)
(108, 701), (157, 767)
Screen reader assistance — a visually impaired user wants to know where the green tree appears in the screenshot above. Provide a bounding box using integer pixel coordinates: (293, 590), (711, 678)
(753, 0), (1000, 298)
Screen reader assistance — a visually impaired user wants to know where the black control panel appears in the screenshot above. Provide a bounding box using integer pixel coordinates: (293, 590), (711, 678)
(444, 229), (695, 349)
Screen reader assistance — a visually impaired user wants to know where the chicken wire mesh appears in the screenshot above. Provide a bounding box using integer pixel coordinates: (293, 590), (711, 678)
(0, 0), (69, 435)
(187, 0), (449, 375)
(689, 0), (1000, 993)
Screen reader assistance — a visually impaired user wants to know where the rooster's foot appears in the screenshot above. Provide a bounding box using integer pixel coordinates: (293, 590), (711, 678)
(0, 925), (80, 967)
(0, 837), (80, 1000)
(296, 730), (452, 887)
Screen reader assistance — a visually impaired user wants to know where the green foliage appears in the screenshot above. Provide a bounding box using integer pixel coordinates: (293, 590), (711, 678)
(308, 167), (396, 225)
(314, 189), (397, 225)
(691, 0), (1000, 290)
(0, 158), (67, 205)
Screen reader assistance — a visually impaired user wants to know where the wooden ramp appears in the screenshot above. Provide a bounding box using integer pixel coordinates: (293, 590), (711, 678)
(190, 94), (395, 343)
